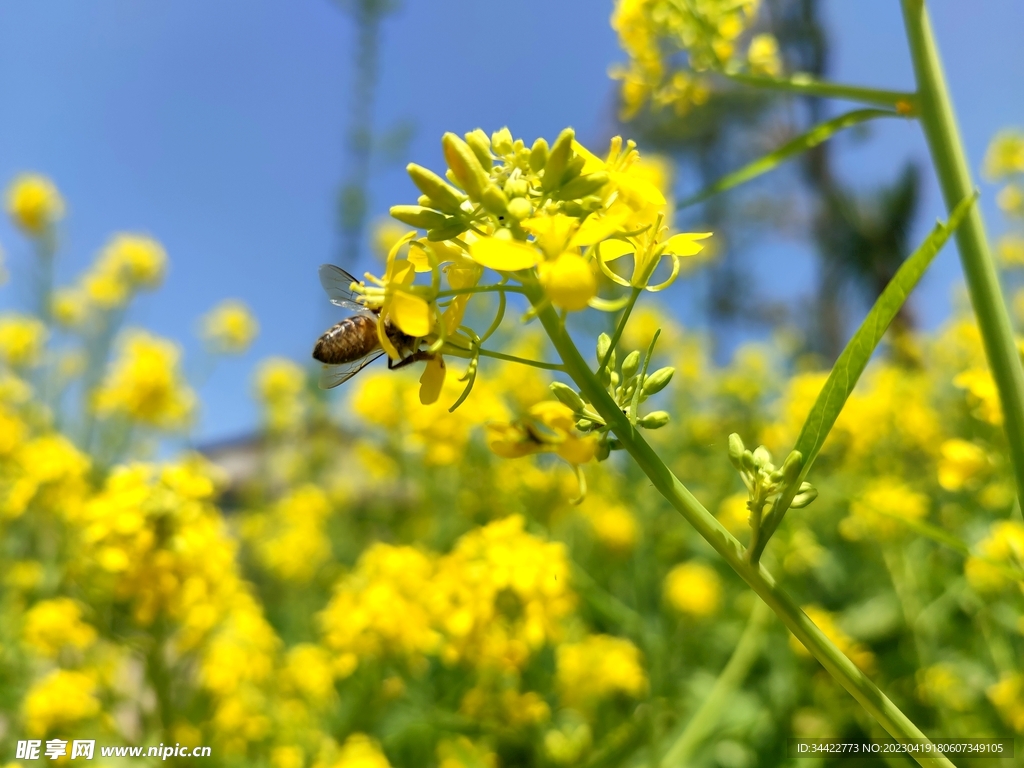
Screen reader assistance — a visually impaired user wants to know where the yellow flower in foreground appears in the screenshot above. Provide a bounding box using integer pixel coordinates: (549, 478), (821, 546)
(23, 669), (101, 736)
(664, 561), (722, 617)
(93, 330), (195, 428)
(538, 252), (597, 311)
(6, 173), (64, 234)
(202, 299), (260, 354)
(556, 635), (647, 707)
(0, 314), (47, 368)
(937, 439), (989, 491)
(22, 598), (97, 658)
(486, 401), (597, 465)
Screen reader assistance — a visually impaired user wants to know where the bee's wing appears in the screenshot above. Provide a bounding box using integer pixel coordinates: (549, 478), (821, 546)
(319, 264), (371, 313)
(318, 351), (385, 390)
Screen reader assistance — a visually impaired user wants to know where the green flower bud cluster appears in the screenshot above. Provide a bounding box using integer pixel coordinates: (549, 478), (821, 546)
(548, 332), (676, 461)
(391, 127), (610, 241)
(728, 433), (817, 524)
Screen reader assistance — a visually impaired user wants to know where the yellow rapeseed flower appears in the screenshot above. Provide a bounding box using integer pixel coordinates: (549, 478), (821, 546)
(201, 299), (260, 354)
(22, 598), (97, 658)
(579, 496), (639, 553)
(487, 401), (598, 466)
(664, 561), (722, 617)
(254, 357), (306, 432)
(23, 669), (101, 736)
(937, 439), (989, 491)
(334, 734), (391, 768)
(6, 173), (65, 235)
(556, 634), (647, 707)
(965, 521), (1024, 594)
(99, 234), (167, 289)
(92, 330), (195, 428)
(984, 129), (1024, 180)
(747, 33), (782, 76)
(839, 478), (929, 541)
(0, 314), (47, 368)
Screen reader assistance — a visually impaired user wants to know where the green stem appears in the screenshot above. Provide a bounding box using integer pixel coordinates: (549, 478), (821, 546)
(722, 71), (917, 110)
(436, 284), (526, 298)
(441, 342), (565, 372)
(901, 0), (1024, 512)
(598, 287), (642, 376)
(661, 600), (770, 767)
(522, 281), (952, 767)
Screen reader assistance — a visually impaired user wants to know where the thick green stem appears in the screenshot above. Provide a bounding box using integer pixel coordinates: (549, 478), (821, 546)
(901, 0), (1024, 511)
(722, 71), (917, 110)
(661, 600), (770, 767)
(523, 282), (952, 767)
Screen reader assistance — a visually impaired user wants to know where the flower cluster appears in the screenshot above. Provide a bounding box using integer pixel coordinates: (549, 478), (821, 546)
(340, 127), (710, 407)
(610, 0), (781, 118)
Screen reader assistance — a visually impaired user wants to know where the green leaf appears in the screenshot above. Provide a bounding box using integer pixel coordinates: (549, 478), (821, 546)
(750, 190), (978, 562)
(676, 109), (908, 211)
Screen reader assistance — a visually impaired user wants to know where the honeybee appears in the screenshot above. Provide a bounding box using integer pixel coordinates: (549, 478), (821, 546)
(313, 264), (429, 389)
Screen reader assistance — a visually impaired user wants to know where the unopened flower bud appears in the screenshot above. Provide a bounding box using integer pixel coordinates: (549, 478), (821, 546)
(504, 178), (529, 198)
(442, 132), (489, 201)
(465, 128), (494, 168)
(530, 138), (549, 172)
(556, 171), (610, 201)
(641, 366), (674, 397)
(638, 411), (670, 429)
(390, 205), (449, 230)
(427, 219), (470, 242)
(542, 128), (575, 192)
(621, 350), (640, 380)
(781, 450), (803, 484)
(550, 381), (586, 413)
(752, 446), (772, 470)
(728, 433), (745, 468)
(407, 163), (466, 214)
(507, 197), (532, 221)
(481, 184), (508, 216)
(791, 482), (818, 509)
(491, 127), (514, 156)
(597, 333), (612, 363)
(560, 155), (586, 184)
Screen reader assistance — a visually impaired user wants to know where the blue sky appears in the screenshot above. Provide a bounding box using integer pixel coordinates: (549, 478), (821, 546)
(0, 1), (1021, 442)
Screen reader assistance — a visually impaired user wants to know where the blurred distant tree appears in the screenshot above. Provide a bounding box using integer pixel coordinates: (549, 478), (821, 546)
(621, 0), (921, 360)
(333, 0), (413, 268)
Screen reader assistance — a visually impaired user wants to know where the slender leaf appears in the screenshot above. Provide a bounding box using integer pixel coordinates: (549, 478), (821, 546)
(751, 191), (978, 560)
(676, 109), (907, 211)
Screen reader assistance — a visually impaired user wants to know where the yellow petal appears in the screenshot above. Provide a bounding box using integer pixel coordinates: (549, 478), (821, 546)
(610, 169), (666, 208)
(663, 232), (712, 257)
(556, 435), (598, 465)
(385, 230), (418, 278)
(390, 260), (417, 286)
(571, 209), (629, 247)
(529, 401), (576, 434)
(419, 355), (446, 405)
(469, 237), (542, 271)
(598, 240), (635, 262)
(521, 214), (578, 259)
(571, 139), (605, 175)
(407, 242), (433, 272)
(486, 423), (538, 459)
(390, 290), (434, 337)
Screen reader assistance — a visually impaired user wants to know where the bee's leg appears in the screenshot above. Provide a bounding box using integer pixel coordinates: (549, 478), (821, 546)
(388, 350), (435, 370)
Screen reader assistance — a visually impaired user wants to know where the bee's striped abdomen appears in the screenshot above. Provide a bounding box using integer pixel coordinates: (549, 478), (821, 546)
(312, 314), (380, 364)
